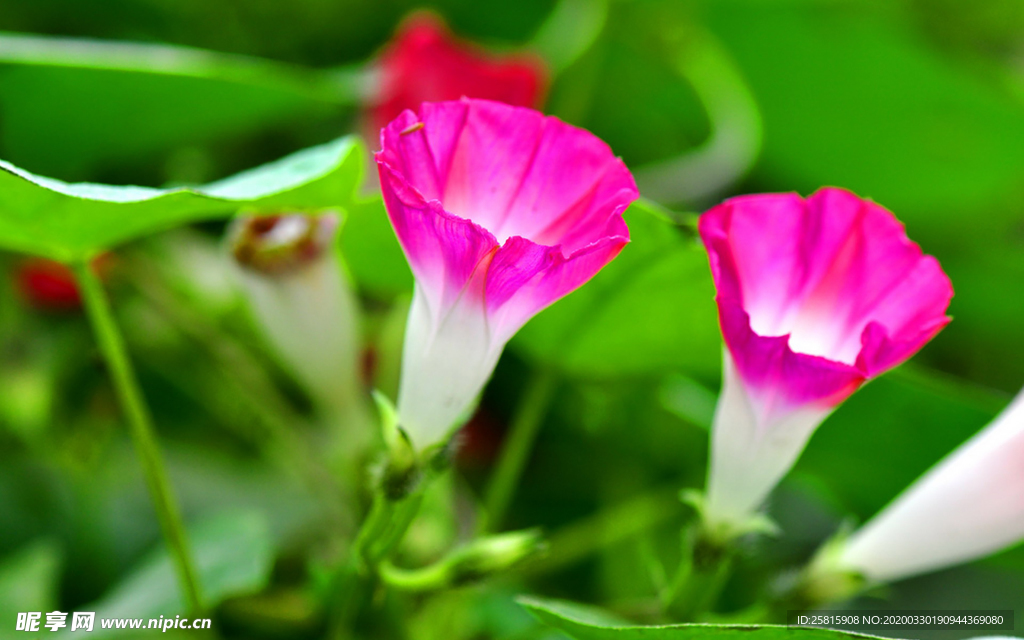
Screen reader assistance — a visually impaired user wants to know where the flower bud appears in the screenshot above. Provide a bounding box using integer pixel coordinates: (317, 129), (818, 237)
(443, 528), (545, 585)
(380, 528), (545, 591)
(228, 213), (368, 427)
(14, 255), (111, 312)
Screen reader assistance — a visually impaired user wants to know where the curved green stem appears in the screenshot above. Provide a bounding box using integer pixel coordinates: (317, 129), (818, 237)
(329, 465), (431, 638)
(530, 0), (610, 74)
(479, 370), (558, 533)
(380, 528), (543, 593)
(378, 558), (450, 593)
(74, 261), (203, 613)
(633, 30), (762, 205)
(353, 488), (428, 573)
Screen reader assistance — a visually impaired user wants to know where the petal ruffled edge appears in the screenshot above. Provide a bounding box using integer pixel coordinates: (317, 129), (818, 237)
(377, 152), (499, 318)
(701, 188), (953, 399)
(483, 226), (629, 344)
(717, 297), (865, 421)
(377, 99), (637, 348)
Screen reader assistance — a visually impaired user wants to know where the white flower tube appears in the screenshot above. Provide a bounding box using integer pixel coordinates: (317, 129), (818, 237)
(228, 213), (368, 429)
(704, 356), (834, 530)
(838, 388), (1024, 583)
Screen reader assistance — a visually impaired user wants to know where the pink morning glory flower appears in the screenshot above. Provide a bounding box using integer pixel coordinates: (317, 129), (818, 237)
(698, 187), (953, 531)
(837, 386), (1024, 583)
(376, 98), (638, 450)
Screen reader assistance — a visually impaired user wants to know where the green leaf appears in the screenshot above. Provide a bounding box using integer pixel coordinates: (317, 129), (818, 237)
(0, 32), (357, 180)
(518, 596), (899, 640)
(0, 135), (364, 262)
(0, 541), (60, 638)
(65, 510), (273, 634)
(512, 200), (720, 379)
(705, 4), (1024, 236)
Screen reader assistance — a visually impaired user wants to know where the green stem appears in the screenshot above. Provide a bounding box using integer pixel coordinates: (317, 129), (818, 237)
(479, 370), (558, 534)
(377, 558), (450, 593)
(329, 478), (429, 639)
(664, 524), (735, 621)
(519, 486), (682, 577)
(74, 261), (203, 613)
(633, 29), (762, 205)
(353, 488), (427, 573)
(530, 0), (610, 74)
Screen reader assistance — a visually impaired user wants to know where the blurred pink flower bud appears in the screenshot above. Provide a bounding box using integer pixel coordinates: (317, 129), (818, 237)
(376, 98), (638, 449)
(698, 187), (953, 530)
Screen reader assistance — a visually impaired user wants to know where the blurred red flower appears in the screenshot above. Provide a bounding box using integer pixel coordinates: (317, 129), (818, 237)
(15, 259), (82, 311)
(14, 255), (112, 312)
(369, 12), (547, 135)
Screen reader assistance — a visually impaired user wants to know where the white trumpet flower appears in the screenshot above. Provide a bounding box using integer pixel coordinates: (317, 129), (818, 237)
(228, 213), (370, 434)
(838, 387), (1024, 583)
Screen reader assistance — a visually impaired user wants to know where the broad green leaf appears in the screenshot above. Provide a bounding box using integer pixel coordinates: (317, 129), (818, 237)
(60, 510), (273, 636)
(0, 540), (60, 639)
(0, 32), (357, 180)
(0, 135), (363, 262)
(519, 596), (897, 640)
(705, 4), (1024, 237)
(512, 200), (720, 379)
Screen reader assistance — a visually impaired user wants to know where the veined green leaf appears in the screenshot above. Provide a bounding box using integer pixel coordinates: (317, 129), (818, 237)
(0, 32), (361, 179)
(519, 596), (899, 640)
(0, 135), (363, 262)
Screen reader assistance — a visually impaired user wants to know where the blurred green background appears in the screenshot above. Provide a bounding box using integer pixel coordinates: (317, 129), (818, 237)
(0, 0), (1022, 638)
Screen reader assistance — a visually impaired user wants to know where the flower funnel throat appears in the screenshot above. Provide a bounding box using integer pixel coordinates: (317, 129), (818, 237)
(376, 98), (638, 450)
(699, 188), (953, 529)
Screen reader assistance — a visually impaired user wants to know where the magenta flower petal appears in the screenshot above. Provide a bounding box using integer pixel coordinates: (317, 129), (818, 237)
(699, 187), (953, 528)
(484, 234), (629, 344)
(378, 156), (499, 315)
(701, 186), (952, 412)
(376, 98), (638, 448)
